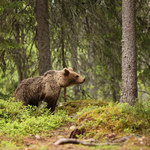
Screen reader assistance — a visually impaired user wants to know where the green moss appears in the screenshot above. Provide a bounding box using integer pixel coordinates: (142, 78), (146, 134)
(57, 99), (108, 115)
(75, 102), (150, 140)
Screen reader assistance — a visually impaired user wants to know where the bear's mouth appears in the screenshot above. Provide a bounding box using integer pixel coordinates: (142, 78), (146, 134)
(66, 78), (85, 87)
(82, 78), (85, 83)
(79, 78), (85, 84)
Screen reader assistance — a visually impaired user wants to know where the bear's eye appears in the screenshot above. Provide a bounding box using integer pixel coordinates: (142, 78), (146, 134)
(75, 75), (79, 79)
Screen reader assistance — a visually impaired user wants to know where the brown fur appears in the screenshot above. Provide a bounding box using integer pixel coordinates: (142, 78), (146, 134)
(14, 68), (85, 112)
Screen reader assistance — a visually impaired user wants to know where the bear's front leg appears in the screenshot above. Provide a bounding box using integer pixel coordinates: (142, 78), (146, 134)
(44, 96), (57, 112)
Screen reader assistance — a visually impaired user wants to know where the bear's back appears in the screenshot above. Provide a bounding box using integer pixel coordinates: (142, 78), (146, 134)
(15, 76), (43, 100)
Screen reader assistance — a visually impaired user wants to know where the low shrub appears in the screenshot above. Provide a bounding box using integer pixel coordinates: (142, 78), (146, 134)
(0, 98), (71, 138)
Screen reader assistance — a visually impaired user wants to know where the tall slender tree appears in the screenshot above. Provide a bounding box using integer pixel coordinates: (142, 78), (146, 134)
(120, 0), (137, 105)
(36, 0), (51, 75)
(70, 18), (80, 100)
(14, 22), (26, 83)
(70, 35), (80, 100)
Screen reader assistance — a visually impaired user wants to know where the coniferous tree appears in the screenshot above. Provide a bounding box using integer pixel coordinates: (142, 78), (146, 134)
(120, 0), (137, 105)
(36, 0), (51, 75)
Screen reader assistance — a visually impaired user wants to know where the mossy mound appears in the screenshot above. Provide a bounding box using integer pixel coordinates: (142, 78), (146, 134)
(75, 102), (150, 140)
(57, 99), (108, 115)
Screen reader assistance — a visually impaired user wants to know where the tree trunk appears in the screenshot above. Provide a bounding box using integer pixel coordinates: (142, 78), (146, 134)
(87, 40), (97, 99)
(14, 23), (26, 83)
(70, 47), (80, 100)
(70, 28), (80, 100)
(61, 17), (67, 102)
(86, 17), (97, 99)
(120, 0), (137, 105)
(60, 0), (67, 102)
(36, 0), (51, 75)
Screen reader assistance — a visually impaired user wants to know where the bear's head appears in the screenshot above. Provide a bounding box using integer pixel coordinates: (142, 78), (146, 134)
(57, 68), (85, 87)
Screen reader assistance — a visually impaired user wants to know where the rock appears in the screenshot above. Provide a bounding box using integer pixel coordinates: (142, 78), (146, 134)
(58, 102), (64, 107)
(69, 126), (76, 130)
(35, 134), (40, 139)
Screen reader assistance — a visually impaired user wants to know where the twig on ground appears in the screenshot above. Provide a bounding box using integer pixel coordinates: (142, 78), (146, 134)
(54, 138), (120, 146)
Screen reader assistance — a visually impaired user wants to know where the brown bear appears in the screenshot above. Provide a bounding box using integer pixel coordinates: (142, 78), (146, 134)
(14, 68), (85, 112)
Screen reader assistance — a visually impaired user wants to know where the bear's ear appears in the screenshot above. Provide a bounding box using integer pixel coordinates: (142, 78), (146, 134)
(44, 71), (50, 77)
(68, 67), (73, 71)
(44, 70), (55, 77)
(63, 68), (70, 76)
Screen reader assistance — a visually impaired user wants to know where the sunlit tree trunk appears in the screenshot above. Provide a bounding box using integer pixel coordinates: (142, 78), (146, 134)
(120, 0), (137, 105)
(36, 0), (51, 75)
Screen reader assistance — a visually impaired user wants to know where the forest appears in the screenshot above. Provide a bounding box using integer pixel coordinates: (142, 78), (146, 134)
(0, 0), (150, 150)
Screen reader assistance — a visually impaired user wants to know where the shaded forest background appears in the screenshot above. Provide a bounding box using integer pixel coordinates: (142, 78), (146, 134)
(0, 0), (150, 102)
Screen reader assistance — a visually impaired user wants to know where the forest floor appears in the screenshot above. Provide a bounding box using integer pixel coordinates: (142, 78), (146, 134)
(2, 123), (149, 150)
(0, 100), (150, 150)
(20, 124), (90, 150)
(22, 128), (150, 150)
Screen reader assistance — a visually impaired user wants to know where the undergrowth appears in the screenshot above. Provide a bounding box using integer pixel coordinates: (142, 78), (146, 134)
(0, 98), (71, 138)
(75, 101), (150, 140)
(0, 98), (150, 146)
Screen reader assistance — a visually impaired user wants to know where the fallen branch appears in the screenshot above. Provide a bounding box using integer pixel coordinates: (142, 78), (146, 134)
(54, 138), (120, 146)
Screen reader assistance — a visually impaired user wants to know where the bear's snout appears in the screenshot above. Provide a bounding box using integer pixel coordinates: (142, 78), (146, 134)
(79, 77), (85, 84)
(82, 78), (85, 83)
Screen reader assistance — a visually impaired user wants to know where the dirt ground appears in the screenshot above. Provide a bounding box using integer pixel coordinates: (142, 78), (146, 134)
(21, 124), (91, 150)
(18, 124), (150, 150)
(1, 124), (150, 150)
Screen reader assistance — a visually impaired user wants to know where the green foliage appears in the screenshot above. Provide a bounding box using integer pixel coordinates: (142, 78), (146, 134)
(0, 0), (150, 101)
(0, 98), (71, 138)
(76, 101), (150, 140)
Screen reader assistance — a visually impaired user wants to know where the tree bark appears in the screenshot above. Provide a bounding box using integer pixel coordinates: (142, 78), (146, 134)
(60, 0), (67, 102)
(70, 28), (80, 99)
(120, 0), (137, 105)
(69, 8), (80, 100)
(87, 40), (97, 99)
(70, 47), (80, 100)
(61, 17), (67, 102)
(14, 23), (26, 83)
(36, 0), (51, 75)
(86, 17), (97, 99)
